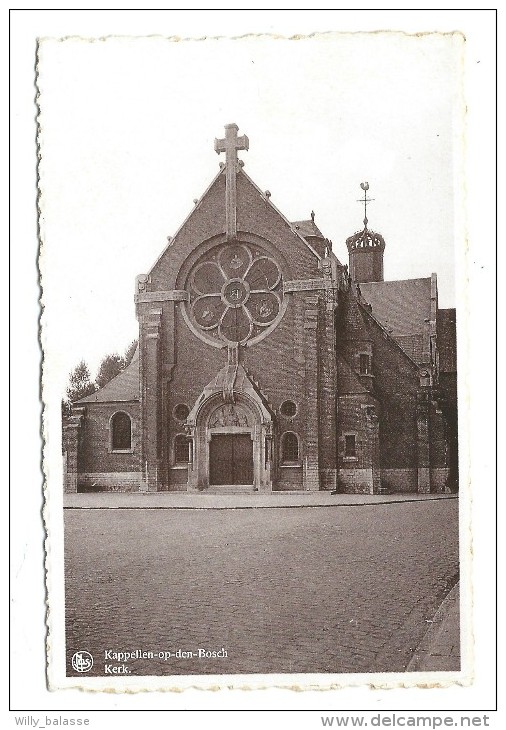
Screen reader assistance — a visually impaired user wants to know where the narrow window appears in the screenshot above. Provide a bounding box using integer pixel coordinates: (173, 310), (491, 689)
(111, 412), (132, 450)
(359, 354), (370, 374)
(345, 434), (356, 458)
(174, 434), (189, 464)
(282, 432), (299, 463)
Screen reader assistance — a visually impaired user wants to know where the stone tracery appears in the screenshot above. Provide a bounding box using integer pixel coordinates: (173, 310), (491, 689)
(186, 243), (283, 346)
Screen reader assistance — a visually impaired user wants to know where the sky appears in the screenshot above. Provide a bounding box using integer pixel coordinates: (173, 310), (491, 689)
(37, 31), (464, 390)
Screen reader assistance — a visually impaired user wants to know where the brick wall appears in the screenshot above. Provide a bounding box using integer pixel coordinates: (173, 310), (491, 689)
(145, 185), (332, 491)
(380, 468), (417, 493)
(339, 468), (374, 494)
(430, 468), (451, 493)
(337, 394), (378, 494)
(317, 262), (339, 491)
(439, 371), (459, 492)
(79, 402), (141, 474)
(349, 246), (384, 284)
(365, 313), (420, 471)
(429, 407), (450, 469)
(277, 466), (303, 490)
(134, 168), (328, 492)
(337, 299), (454, 494)
(71, 401), (142, 492)
(336, 292), (435, 494)
(78, 472), (142, 492)
(164, 284), (327, 491)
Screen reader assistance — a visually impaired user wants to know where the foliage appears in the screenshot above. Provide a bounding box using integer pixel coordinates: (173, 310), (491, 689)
(95, 339), (138, 389)
(65, 360), (97, 406)
(95, 353), (124, 390)
(123, 339), (138, 367)
(63, 340), (139, 417)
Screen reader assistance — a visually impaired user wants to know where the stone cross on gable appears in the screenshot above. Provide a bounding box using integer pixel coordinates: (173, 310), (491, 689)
(214, 123), (249, 241)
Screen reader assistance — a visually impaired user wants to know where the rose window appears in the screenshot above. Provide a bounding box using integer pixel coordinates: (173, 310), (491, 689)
(185, 243), (284, 346)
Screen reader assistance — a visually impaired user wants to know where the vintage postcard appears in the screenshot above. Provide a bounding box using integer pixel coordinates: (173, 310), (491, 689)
(38, 30), (469, 692)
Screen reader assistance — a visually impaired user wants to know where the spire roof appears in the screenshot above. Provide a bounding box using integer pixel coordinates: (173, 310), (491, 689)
(346, 182), (385, 251)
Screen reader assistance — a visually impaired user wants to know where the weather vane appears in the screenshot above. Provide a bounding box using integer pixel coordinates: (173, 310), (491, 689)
(357, 182), (374, 228)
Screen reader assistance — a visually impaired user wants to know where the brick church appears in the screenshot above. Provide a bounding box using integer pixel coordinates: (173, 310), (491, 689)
(63, 124), (458, 495)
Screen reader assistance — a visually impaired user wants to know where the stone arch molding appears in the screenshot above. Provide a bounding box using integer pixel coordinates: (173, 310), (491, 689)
(185, 365), (274, 491)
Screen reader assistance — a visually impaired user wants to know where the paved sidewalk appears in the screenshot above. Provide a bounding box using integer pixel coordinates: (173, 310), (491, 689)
(64, 491), (457, 509)
(407, 582), (461, 672)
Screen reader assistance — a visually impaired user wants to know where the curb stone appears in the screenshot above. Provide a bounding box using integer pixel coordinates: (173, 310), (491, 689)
(407, 582), (460, 672)
(63, 492), (458, 510)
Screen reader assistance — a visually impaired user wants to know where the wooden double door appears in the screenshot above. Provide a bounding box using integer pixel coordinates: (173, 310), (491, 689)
(209, 433), (254, 485)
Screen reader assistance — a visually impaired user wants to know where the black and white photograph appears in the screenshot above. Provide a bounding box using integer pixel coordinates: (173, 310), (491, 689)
(37, 28), (466, 688)
(10, 11), (493, 715)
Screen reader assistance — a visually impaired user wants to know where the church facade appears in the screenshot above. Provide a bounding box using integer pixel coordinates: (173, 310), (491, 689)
(63, 124), (458, 495)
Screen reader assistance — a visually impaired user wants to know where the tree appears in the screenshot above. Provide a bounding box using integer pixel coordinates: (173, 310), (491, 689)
(65, 360), (97, 406)
(123, 339), (138, 367)
(94, 340), (138, 390)
(95, 353), (124, 389)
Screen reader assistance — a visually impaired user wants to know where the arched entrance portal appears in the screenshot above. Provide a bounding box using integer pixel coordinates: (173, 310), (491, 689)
(186, 369), (274, 492)
(208, 402), (255, 486)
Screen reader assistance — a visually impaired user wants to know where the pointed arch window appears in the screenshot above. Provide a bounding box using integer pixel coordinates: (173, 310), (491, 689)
(281, 432), (299, 464)
(111, 412), (132, 451)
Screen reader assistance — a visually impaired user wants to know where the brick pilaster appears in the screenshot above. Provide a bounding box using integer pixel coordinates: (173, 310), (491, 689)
(140, 308), (163, 491)
(161, 300), (176, 491)
(318, 258), (338, 491)
(416, 391), (431, 493)
(365, 405), (381, 494)
(62, 407), (85, 493)
(303, 295), (320, 490)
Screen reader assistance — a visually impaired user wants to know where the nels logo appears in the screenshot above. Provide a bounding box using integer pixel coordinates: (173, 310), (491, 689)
(71, 650), (94, 673)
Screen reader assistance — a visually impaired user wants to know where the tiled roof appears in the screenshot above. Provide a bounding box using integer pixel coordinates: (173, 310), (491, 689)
(78, 346), (140, 403)
(359, 278), (432, 364)
(437, 308), (457, 373)
(359, 278), (432, 337)
(291, 219), (325, 239)
(393, 335), (425, 364)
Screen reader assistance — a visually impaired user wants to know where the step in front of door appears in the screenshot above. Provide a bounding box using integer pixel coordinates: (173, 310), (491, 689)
(205, 484), (256, 495)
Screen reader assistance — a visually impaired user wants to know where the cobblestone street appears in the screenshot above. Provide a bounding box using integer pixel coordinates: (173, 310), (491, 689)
(64, 499), (459, 677)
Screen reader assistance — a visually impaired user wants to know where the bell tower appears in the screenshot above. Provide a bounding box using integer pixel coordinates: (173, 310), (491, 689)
(346, 182), (385, 283)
